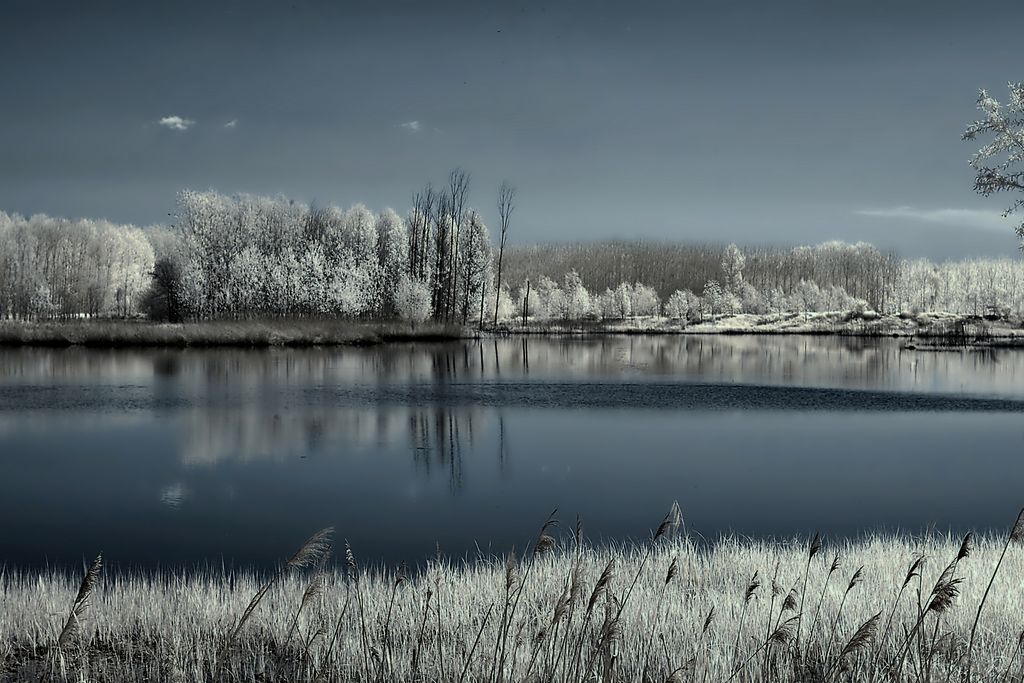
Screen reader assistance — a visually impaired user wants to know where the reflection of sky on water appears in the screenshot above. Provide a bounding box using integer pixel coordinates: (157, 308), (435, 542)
(1, 337), (1024, 570)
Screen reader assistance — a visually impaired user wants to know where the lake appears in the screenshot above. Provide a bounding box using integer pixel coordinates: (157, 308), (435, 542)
(2, 335), (1023, 570)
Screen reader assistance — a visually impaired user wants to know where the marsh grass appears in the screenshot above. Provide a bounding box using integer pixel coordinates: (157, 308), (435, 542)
(0, 319), (467, 348)
(4, 508), (1024, 682)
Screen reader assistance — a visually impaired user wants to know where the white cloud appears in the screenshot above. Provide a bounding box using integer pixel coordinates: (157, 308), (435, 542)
(158, 115), (196, 131)
(399, 120), (421, 132)
(855, 206), (1010, 232)
(224, 119), (238, 128)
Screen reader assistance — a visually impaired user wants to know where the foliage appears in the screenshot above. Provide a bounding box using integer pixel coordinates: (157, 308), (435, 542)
(963, 82), (1024, 244)
(394, 275), (433, 323)
(0, 211), (154, 320)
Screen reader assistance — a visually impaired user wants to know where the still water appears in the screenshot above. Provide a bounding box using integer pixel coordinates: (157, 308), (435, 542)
(1, 336), (1023, 570)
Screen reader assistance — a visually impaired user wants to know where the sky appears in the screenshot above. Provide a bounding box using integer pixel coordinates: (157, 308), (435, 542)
(1, 0), (1023, 259)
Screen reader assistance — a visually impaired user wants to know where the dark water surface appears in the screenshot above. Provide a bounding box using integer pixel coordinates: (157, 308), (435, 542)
(2, 336), (1023, 570)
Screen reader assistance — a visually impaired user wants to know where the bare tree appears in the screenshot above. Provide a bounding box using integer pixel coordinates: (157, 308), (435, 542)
(409, 185), (436, 280)
(494, 182), (515, 325)
(447, 169), (470, 322)
(431, 192), (452, 320)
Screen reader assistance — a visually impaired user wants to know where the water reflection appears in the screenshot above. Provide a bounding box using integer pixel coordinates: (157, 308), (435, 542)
(2, 337), (1020, 467)
(1, 336), (1022, 396)
(2, 337), (1024, 569)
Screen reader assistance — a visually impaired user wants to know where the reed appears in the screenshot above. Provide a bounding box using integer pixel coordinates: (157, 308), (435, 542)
(4, 511), (1024, 682)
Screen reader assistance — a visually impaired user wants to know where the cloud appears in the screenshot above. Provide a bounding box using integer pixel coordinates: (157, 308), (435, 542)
(399, 120), (421, 132)
(855, 206), (1010, 232)
(158, 115), (195, 131)
(224, 119), (238, 128)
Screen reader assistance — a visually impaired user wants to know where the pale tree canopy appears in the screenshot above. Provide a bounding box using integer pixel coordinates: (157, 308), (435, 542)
(963, 82), (1024, 245)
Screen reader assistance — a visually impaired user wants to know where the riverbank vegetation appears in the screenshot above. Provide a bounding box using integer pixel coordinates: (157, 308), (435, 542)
(4, 508), (1024, 682)
(0, 319), (465, 347)
(5, 200), (1024, 336)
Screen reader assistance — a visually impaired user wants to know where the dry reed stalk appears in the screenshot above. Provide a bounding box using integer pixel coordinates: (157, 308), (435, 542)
(796, 532), (822, 651)
(568, 558), (615, 683)
(378, 566), (407, 677)
(582, 506), (678, 681)
(318, 585), (351, 678)
(869, 552), (924, 683)
(284, 552), (331, 650)
(731, 569), (761, 673)
(826, 611), (880, 680)
(409, 585), (433, 676)
(57, 553), (102, 649)
(726, 615), (800, 682)
(640, 554), (680, 681)
(822, 565), (864, 662)
(221, 527), (333, 675)
(457, 603), (495, 683)
(227, 528), (333, 645)
(494, 509), (557, 683)
(965, 508), (1024, 681)
(807, 550), (840, 661)
(888, 541), (967, 680)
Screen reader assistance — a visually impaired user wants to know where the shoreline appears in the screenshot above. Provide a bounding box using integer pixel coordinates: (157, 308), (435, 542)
(0, 320), (470, 349)
(1, 312), (1021, 349)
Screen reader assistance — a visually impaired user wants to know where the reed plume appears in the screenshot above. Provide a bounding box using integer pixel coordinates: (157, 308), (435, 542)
(57, 553), (102, 649)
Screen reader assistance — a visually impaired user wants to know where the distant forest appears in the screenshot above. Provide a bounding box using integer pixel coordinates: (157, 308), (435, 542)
(500, 241), (900, 311)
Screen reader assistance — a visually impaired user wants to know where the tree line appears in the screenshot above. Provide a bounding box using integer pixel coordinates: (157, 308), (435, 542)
(502, 241), (1024, 322)
(3, 191), (1024, 325)
(499, 240), (901, 313)
(0, 211), (154, 320)
(153, 169), (507, 324)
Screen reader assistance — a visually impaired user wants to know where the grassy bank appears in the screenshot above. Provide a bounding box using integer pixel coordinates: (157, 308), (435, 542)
(5, 511), (1024, 682)
(0, 320), (469, 348)
(492, 311), (1024, 342)
(2, 312), (1022, 348)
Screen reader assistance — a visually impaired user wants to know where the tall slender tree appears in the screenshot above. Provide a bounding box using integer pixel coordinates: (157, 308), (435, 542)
(494, 182), (515, 325)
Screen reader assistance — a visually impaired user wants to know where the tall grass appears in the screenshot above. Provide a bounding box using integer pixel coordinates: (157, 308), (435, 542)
(0, 319), (468, 348)
(3, 508), (1024, 682)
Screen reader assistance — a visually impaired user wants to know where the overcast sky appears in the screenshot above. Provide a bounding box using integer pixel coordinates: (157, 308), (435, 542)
(2, 0), (1023, 259)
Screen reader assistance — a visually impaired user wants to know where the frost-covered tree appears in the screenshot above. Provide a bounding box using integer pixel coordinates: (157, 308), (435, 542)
(561, 270), (592, 320)
(488, 284), (515, 321)
(228, 245), (266, 316)
(375, 208), (409, 316)
(721, 243), (746, 293)
(613, 282), (632, 318)
(702, 280), (726, 317)
(789, 279), (823, 314)
(394, 275), (432, 323)
(596, 288), (618, 319)
(738, 281), (765, 314)
(963, 82), (1024, 244)
(821, 284), (856, 312)
(665, 289), (700, 321)
(630, 282), (661, 316)
(458, 211), (491, 323)
(764, 286), (787, 314)
(0, 211), (155, 320)
(300, 243), (331, 314)
(531, 275), (562, 319)
(497, 239), (901, 313)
